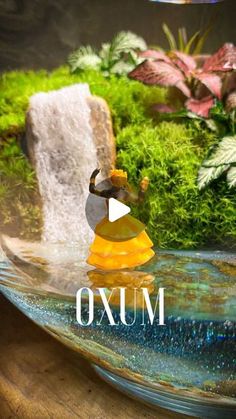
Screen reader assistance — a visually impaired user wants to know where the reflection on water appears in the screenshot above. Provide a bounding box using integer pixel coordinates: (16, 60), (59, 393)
(88, 270), (155, 309)
(0, 237), (235, 401)
(1, 235), (236, 320)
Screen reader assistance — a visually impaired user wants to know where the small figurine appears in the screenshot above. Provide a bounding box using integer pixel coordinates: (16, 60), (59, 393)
(87, 168), (155, 270)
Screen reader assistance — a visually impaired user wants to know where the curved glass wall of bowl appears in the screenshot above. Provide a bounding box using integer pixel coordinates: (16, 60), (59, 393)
(0, 235), (235, 418)
(148, 1), (224, 3)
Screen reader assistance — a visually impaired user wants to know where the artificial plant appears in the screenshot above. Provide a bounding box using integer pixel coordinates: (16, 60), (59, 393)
(161, 22), (212, 55)
(68, 31), (147, 76)
(1, 67), (236, 248)
(198, 134), (236, 189)
(197, 102), (236, 189)
(129, 43), (236, 118)
(129, 41), (236, 190)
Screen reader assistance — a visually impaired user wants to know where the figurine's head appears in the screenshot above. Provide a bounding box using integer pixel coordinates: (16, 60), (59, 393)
(110, 169), (128, 187)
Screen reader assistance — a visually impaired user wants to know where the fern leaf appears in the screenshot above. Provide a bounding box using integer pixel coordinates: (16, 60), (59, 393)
(203, 136), (236, 167)
(99, 43), (110, 61)
(198, 164), (229, 190)
(110, 60), (136, 76)
(111, 31), (147, 55)
(227, 166), (236, 187)
(99, 32), (146, 72)
(68, 46), (101, 72)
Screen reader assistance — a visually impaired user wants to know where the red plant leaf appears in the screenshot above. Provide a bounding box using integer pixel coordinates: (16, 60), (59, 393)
(171, 51), (196, 75)
(129, 60), (191, 97)
(152, 104), (175, 113)
(139, 50), (171, 64)
(194, 72), (222, 99)
(203, 43), (236, 72)
(186, 96), (214, 118)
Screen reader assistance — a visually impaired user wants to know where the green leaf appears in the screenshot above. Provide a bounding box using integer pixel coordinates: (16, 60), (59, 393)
(203, 136), (236, 167)
(193, 24), (213, 55)
(205, 119), (219, 132)
(159, 109), (203, 120)
(111, 31), (147, 54)
(198, 135), (236, 189)
(185, 30), (200, 55)
(230, 109), (236, 134)
(198, 164), (229, 190)
(162, 23), (177, 51)
(99, 43), (111, 69)
(100, 32), (146, 69)
(227, 166), (236, 187)
(178, 28), (185, 52)
(127, 50), (140, 65)
(68, 46), (101, 73)
(99, 32), (147, 75)
(210, 101), (228, 122)
(109, 60), (136, 76)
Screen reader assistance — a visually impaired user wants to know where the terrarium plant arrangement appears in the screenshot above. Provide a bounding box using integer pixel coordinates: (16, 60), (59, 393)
(0, 15), (236, 419)
(0, 25), (236, 248)
(128, 26), (236, 190)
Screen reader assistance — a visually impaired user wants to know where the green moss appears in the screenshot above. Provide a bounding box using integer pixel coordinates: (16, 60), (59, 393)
(0, 67), (235, 247)
(0, 67), (166, 135)
(117, 122), (236, 248)
(0, 137), (42, 238)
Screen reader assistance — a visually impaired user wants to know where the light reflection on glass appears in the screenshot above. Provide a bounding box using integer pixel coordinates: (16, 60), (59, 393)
(149, 1), (223, 4)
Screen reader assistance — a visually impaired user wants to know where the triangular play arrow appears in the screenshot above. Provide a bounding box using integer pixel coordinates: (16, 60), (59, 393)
(108, 198), (130, 222)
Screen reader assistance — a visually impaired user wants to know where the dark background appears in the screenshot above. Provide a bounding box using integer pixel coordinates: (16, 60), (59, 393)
(0, 0), (235, 72)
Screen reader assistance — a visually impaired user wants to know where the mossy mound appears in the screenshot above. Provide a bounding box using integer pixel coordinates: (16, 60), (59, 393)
(0, 67), (235, 247)
(117, 123), (236, 248)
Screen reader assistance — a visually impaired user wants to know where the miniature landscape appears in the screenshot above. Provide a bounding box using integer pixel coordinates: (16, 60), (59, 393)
(0, 24), (236, 417)
(0, 29), (236, 249)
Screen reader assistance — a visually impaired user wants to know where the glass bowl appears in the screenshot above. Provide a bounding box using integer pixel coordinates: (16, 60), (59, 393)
(0, 234), (235, 418)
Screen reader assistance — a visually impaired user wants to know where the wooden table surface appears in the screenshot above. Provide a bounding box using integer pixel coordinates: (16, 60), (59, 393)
(0, 294), (192, 419)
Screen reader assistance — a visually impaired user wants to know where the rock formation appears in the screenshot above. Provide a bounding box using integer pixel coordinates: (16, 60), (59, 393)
(26, 84), (115, 244)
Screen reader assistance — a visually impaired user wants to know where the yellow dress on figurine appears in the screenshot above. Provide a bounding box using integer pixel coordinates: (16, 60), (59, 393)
(87, 169), (155, 270)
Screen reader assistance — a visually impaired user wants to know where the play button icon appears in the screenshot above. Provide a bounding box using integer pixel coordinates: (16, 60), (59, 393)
(108, 198), (130, 222)
(85, 177), (144, 241)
